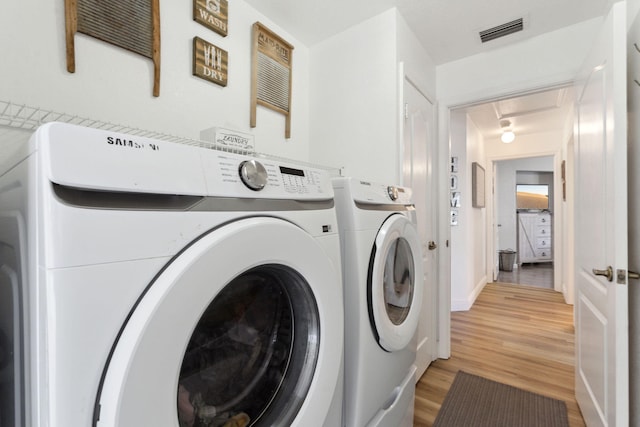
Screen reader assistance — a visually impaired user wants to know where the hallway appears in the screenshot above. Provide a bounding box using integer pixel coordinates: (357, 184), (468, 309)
(414, 282), (584, 426)
(497, 262), (554, 289)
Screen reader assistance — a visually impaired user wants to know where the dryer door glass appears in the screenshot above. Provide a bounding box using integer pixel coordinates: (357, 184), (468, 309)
(382, 237), (414, 325)
(369, 214), (423, 352)
(177, 264), (320, 427)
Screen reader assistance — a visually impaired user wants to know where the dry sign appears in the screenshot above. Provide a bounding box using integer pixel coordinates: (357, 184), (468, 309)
(193, 37), (228, 87)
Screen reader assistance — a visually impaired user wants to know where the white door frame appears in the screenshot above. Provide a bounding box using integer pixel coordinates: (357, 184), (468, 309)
(437, 79), (573, 359)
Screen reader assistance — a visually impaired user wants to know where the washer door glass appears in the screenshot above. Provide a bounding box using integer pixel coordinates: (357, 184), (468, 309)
(382, 237), (414, 325)
(369, 214), (424, 352)
(0, 262), (21, 427)
(178, 265), (319, 427)
(94, 217), (343, 427)
(0, 216), (25, 427)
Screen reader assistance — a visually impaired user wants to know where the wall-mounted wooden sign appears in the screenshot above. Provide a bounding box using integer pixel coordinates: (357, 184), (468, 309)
(193, 0), (228, 37)
(250, 22), (294, 138)
(193, 37), (228, 87)
(65, 0), (161, 97)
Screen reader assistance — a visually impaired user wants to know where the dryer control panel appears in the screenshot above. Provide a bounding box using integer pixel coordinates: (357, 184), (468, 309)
(347, 179), (413, 206)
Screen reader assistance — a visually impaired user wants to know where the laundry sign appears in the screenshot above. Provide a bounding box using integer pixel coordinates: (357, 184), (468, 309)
(193, 37), (228, 87)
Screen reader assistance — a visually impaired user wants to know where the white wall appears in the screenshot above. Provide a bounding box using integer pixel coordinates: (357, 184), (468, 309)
(450, 112), (486, 311)
(0, 1), (311, 161)
(436, 18), (603, 104)
(309, 9), (436, 184)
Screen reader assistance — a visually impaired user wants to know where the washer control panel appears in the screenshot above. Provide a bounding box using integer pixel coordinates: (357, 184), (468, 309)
(203, 151), (331, 199)
(239, 160), (268, 191)
(38, 123), (332, 199)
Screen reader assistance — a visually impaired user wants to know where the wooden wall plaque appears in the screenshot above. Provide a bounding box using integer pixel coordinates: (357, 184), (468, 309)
(250, 22), (294, 138)
(65, 0), (161, 97)
(193, 37), (228, 87)
(193, 0), (228, 37)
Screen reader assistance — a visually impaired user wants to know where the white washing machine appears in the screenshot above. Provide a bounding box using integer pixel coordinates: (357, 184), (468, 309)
(0, 122), (344, 427)
(332, 177), (423, 427)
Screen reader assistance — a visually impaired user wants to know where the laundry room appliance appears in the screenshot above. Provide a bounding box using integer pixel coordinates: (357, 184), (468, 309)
(332, 177), (424, 427)
(0, 122), (344, 427)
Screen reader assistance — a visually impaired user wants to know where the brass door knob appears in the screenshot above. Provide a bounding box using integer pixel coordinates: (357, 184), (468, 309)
(592, 266), (613, 282)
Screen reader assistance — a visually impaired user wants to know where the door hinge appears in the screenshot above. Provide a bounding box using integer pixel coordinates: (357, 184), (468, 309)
(404, 103), (408, 119)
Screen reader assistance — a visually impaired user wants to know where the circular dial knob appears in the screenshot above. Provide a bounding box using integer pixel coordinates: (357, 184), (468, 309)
(239, 160), (268, 191)
(387, 186), (399, 201)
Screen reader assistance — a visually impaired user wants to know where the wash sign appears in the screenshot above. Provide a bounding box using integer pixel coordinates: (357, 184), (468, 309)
(193, 0), (228, 37)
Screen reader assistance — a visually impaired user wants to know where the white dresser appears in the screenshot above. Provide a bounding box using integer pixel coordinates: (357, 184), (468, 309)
(517, 212), (552, 265)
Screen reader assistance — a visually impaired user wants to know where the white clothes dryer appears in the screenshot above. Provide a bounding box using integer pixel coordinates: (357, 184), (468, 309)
(332, 177), (423, 427)
(0, 123), (344, 427)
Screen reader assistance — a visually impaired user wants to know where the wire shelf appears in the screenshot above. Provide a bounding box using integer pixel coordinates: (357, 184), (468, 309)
(0, 100), (341, 174)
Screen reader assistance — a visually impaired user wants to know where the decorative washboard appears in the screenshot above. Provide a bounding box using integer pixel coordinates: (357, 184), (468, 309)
(64, 0), (161, 97)
(250, 22), (293, 138)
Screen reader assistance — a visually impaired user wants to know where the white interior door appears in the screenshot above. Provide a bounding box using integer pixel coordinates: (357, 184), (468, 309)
(492, 162), (499, 281)
(573, 3), (628, 426)
(627, 8), (640, 425)
(402, 75), (436, 381)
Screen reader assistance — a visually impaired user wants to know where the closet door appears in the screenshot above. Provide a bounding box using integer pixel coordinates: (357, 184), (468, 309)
(401, 73), (437, 381)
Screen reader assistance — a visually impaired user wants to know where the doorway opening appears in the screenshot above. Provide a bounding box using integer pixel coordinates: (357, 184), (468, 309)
(448, 83), (574, 311)
(494, 156), (555, 290)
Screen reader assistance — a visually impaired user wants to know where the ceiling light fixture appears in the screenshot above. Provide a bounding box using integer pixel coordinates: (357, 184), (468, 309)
(500, 119), (515, 143)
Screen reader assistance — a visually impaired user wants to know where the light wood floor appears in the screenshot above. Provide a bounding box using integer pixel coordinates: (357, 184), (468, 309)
(497, 262), (554, 289)
(414, 282), (585, 427)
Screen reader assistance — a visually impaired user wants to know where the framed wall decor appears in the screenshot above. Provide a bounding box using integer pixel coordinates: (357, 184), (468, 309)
(65, 0), (161, 96)
(193, 36), (228, 87)
(450, 209), (459, 226)
(450, 192), (461, 208)
(250, 22), (294, 138)
(471, 162), (485, 208)
(193, 0), (228, 37)
(450, 156), (459, 173)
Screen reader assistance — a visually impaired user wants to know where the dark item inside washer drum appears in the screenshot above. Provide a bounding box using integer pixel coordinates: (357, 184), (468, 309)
(177, 265), (320, 427)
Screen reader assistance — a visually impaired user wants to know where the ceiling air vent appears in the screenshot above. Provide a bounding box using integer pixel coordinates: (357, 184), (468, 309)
(479, 18), (524, 43)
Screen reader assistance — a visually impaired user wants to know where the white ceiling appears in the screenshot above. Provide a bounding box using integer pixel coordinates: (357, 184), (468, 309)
(244, 0), (612, 65)
(243, 0), (612, 140)
(465, 85), (575, 141)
